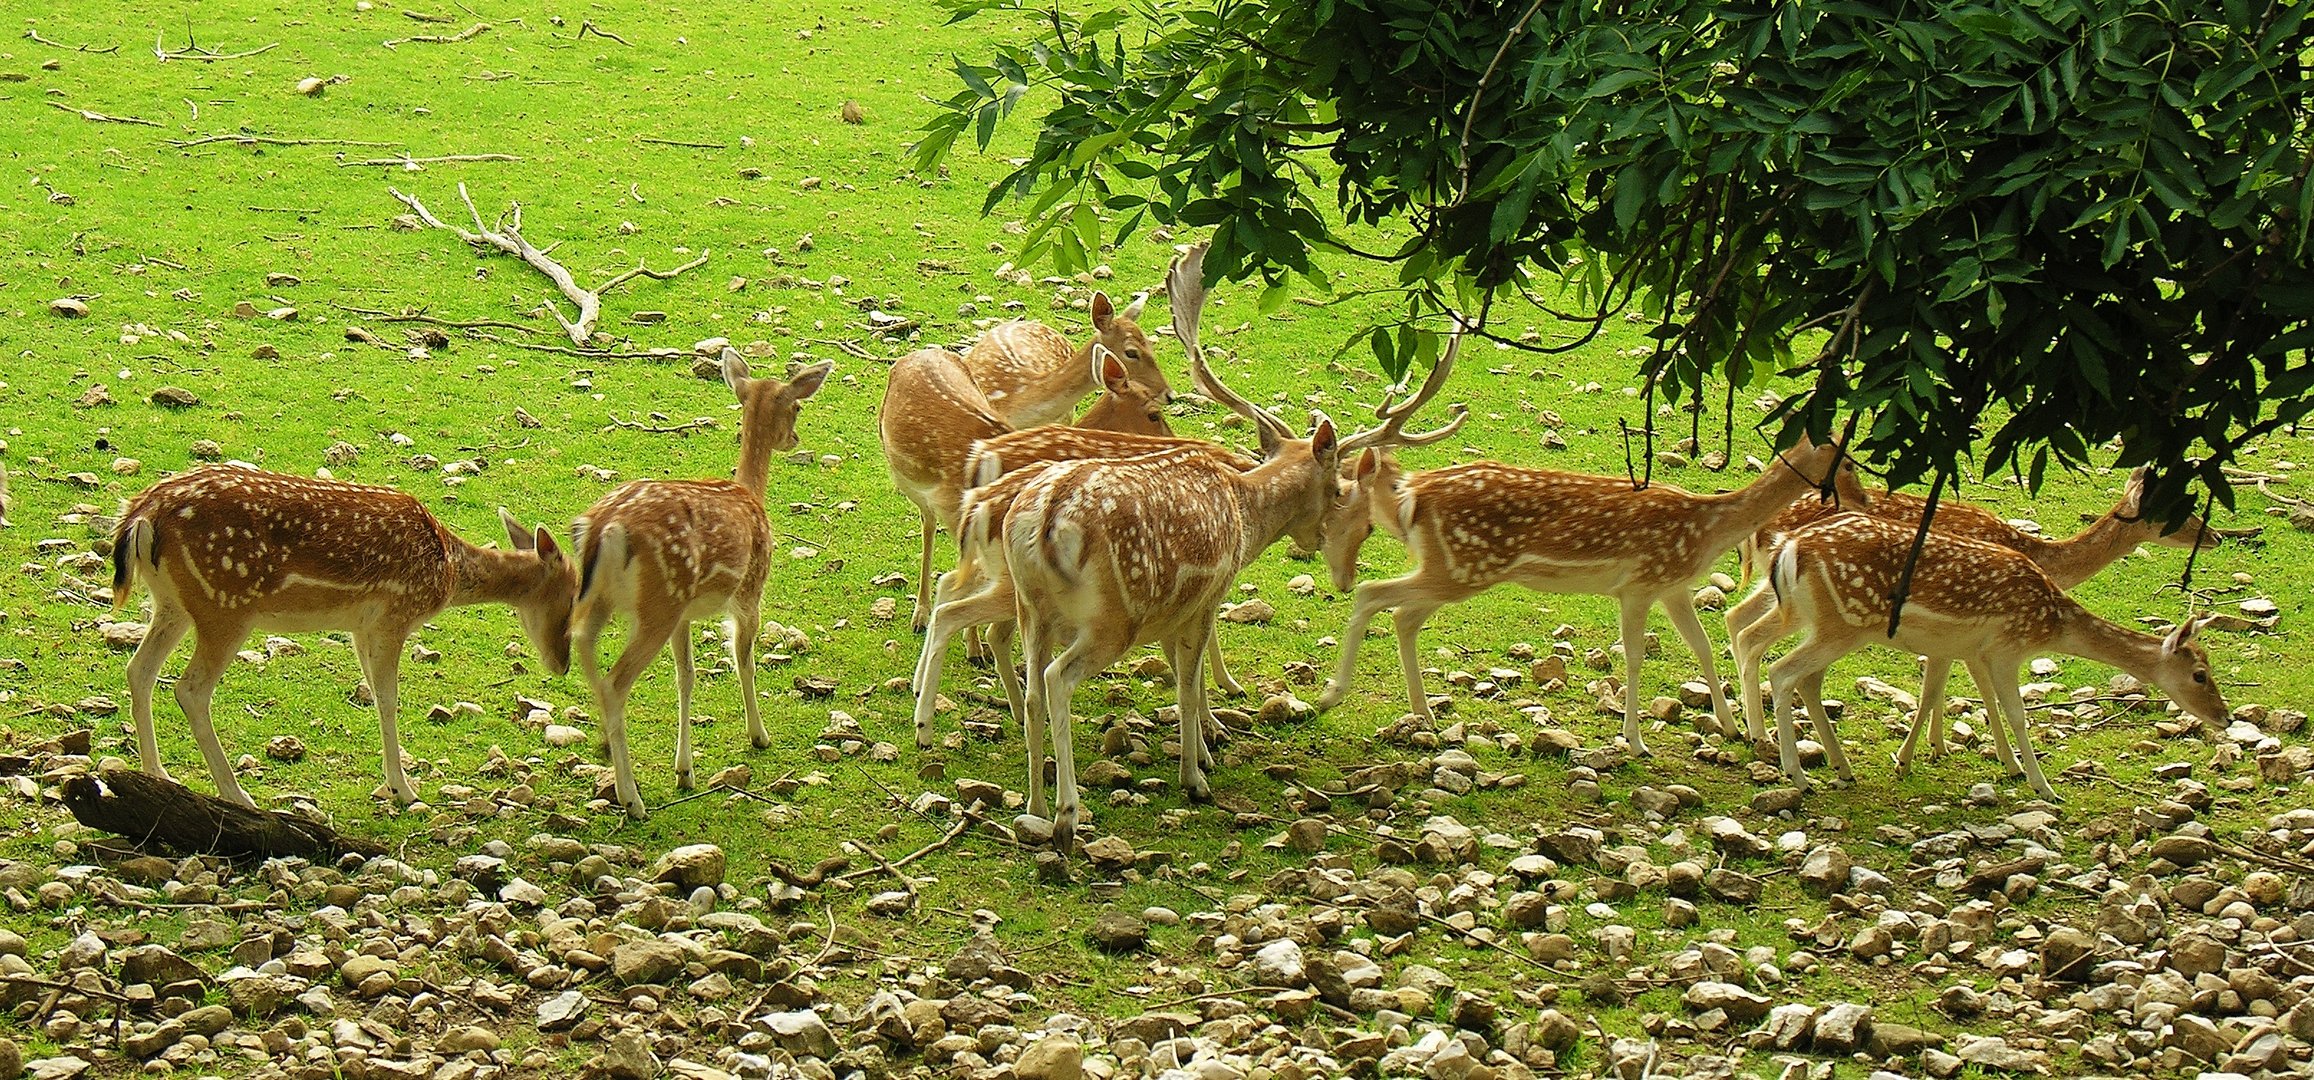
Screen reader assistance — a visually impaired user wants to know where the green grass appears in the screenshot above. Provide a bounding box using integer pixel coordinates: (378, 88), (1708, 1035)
(1, 0), (2309, 1073)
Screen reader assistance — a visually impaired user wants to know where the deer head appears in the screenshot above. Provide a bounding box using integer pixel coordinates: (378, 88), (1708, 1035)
(495, 506), (577, 675)
(2150, 614), (2229, 723)
(1088, 290), (1169, 404)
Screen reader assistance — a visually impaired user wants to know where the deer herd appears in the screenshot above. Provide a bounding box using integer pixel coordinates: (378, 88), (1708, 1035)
(98, 243), (2232, 851)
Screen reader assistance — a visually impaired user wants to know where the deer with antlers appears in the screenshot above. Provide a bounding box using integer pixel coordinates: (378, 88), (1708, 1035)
(109, 467), (575, 807)
(1728, 467), (2218, 768)
(995, 254), (1463, 853)
(571, 348), (832, 819)
(881, 343), (1171, 633)
(1755, 511), (2229, 798)
(965, 290), (1172, 428)
(1316, 431), (1845, 754)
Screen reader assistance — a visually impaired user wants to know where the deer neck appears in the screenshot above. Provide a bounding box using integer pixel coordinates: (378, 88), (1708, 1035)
(2020, 511), (2142, 590)
(1710, 457), (1831, 540)
(446, 530), (540, 609)
(733, 423), (780, 501)
(1232, 453), (1327, 564)
(2050, 599), (2159, 676)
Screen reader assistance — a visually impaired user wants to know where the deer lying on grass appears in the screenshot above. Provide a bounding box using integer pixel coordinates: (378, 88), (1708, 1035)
(571, 348), (831, 819)
(965, 290), (1171, 428)
(1756, 511), (2228, 798)
(1316, 433), (1845, 754)
(1728, 467), (2217, 767)
(996, 279), (1463, 854)
(111, 467), (575, 807)
(881, 343), (1170, 633)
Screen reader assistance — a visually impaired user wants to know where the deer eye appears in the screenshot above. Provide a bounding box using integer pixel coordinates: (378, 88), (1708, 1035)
(1125, 348), (1142, 360)
(2193, 670), (2207, 683)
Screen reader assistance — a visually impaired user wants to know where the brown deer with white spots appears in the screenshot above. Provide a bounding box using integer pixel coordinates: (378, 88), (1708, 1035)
(1754, 511), (2228, 799)
(964, 290), (1171, 428)
(1728, 467), (2219, 765)
(110, 467), (576, 808)
(1316, 434), (1845, 754)
(880, 343), (1171, 633)
(995, 255), (1463, 854)
(571, 348), (831, 819)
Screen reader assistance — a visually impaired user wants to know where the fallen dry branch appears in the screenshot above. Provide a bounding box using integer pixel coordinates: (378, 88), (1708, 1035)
(48, 101), (162, 127)
(25, 29), (121, 53)
(331, 302), (538, 333)
(339, 153), (521, 168)
(153, 27), (279, 62)
(639, 136), (727, 149)
(391, 183), (711, 346)
(60, 767), (387, 861)
(578, 20), (633, 45)
(608, 413), (716, 435)
(170, 133), (399, 149)
(830, 815), (972, 885)
(384, 22), (489, 47)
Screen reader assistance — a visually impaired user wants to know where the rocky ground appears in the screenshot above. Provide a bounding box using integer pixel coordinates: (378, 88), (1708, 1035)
(0, 713), (2310, 1080)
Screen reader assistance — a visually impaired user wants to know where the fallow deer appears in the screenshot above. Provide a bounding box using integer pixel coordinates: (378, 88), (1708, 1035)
(965, 290), (1171, 428)
(1316, 434), (1845, 754)
(995, 260), (1462, 854)
(1728, 467), (2218, 765)
(110, 466), (576, 807)
(1757, 511), (2228, 798)
(880, 343), (1170, 633)
(571, 348), (831, 819)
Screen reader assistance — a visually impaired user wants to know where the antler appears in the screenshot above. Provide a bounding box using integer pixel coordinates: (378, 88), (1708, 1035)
(1340, 319), (1468, 455)
(1168, 242), (1295, 445)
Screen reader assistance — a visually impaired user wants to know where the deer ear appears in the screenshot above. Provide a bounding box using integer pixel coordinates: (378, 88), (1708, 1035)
(1355, 447), (1380, 480)
(721, 347), (753, 394)
(787, 361), (834, 400)
(532, 526), (563, 562)
(1090, 291), (1115, 331)
(2162, 616), (2198, 654)
(1119, 292), (1146, 323)
(498, 507), (533, 550)
(1310, 412), (1338, 460)
(1095, 345), (1128, 390)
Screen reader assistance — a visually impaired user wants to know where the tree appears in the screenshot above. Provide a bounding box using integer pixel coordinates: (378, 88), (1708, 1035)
(916, 0), (2314, 528)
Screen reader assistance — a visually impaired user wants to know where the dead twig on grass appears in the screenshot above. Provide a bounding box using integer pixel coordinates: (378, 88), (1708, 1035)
(25, 29), (121, 53)
(831, 815), (972, 886)
(340, 153), (521, 168)
(392, 183), (711, 346)
(578, 20), (634, 45)
(48, 101), (161, 127)
(170, 134), (399, 149)
(639, 136), (727, 149)
(384, 22), (489, 47)
(332, 303), (539, 333)
(154, 26), (278, 62)
(608, 413), (716, 435)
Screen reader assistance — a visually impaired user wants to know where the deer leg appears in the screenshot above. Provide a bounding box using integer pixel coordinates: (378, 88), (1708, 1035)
(1662, 595), (1738, 740)
(352, 631), (420, 804)
(989, 619), (1024, 721)
(911, 504), (938, 632)
(1390, 597), (1450, 722)
(1319, 574), (1413, 711)
(1039, 637), (1108, 853)
(912, 581), (1016, 749)
(1616, 596), (1653, 755)
(1016, 612), (1051, 823)
(1205, 622), (1243, 697)
(1171, 634), (1216, 803)
(1791, 664), (1854, 782)
(1727, 582), (1791, 745)
(172, 624), (254, 808)
(1967, 658), (2026, 778)
(1767, 633), (1849, 790)
(1898, 656), (1954, 773)
(672, 622), (697, 791)
(731, 605), (768, 751)
(1981, 663), (2057, 800)
(125, 606), (192, 782)
(600, 614), (679, 819)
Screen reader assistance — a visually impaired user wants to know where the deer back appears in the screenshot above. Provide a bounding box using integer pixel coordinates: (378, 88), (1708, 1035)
(574, 479), (772, 615)
(965, 427), (1255, 489)
(964, 291), (1164, 428)
(881, 347), (1010, 508)
(1771, 511), (2067, 650)
(114, 466), (455, 629)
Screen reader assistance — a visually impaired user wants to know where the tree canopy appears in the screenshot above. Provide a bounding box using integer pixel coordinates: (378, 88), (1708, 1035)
(916, 0), (2314, 525)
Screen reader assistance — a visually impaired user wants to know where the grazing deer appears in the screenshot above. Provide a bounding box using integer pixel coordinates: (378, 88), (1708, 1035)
(965, 290), (1171, 428)
(1728, 467), (2218, 764)
(109, 466), (575, 807)
(1758, 511), (2228, 798)
(1316, 434), (1845, 754)
(881, 344), (1170, 633)
(996, 258), (1462, 853)
(571, 348), (831, 819)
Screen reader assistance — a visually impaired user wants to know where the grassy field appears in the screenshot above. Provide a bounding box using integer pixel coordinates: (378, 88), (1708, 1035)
(2, 0), (2309, 1074)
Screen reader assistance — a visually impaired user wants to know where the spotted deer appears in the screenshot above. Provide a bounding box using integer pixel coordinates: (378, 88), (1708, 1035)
(1756, 511), (2228, 798)
(880, 343), (1170, 633)
(109, 467), (576, 807)
(996, 260), (1463, 854)
(1728, 467), (2218, 765)
(1316, 433), (1845, 754)
(571, 348), (831, 818)
(964, 290), (1171, 428)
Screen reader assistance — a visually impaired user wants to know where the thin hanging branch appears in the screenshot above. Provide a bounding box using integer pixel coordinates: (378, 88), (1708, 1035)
(1885, 468), (1947, 638)
(389, 183), (711, 347)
